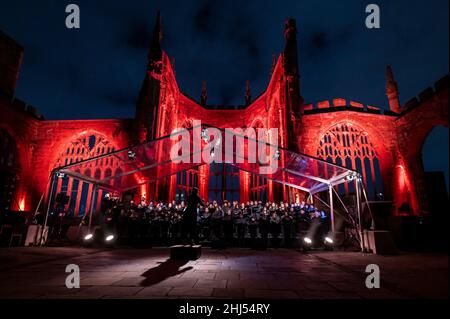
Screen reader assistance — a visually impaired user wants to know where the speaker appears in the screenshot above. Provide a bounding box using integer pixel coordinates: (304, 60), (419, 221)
(66, 226), (83, 243)
(363, 230), (397, 255)
(363, 201), (392, 230)
(55, 193), (70, 205)
(170, 245), (202, 260)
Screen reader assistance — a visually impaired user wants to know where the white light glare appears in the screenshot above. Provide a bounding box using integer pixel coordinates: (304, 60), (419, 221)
(84, 234), (93, 240)
(324, 237), (334, 244)
(303, 237), (312, 244)
(105, 235), (114, 242)
(201, 129), (210, 142)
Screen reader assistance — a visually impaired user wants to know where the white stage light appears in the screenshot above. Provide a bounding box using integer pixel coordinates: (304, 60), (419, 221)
(303, 237), (312, 244)
(201, 129), (210, 142)
(324, 237), (333, 244)
(273, 150), (280, 160)
(105, 235), (114, 242)
(128, 150), (136, 160)
(84, 234), (93, 241)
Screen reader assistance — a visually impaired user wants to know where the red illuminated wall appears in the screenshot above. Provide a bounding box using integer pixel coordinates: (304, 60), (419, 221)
(0, 16), (448, 217)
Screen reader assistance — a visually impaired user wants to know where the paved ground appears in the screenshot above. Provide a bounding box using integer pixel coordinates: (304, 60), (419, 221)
(0, 247), (447, 299)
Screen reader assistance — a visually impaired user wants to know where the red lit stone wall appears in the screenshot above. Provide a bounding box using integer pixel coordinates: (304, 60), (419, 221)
(394, 78), (449, 215)
(0, 29), (448, 217)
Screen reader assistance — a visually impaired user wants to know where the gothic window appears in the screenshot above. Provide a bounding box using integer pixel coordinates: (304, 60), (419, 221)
(208, 163), (240, 203)
(53, 133), (118, 217)
(317, 123), (383, 198)
(248, 120), (268, 202)
(250, 174), (268, 202)
(175, 168), (198, 202)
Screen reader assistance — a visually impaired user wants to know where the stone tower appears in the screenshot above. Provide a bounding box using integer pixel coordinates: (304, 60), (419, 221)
(283, 19), (303, 151)
(134, 11), (163, 143)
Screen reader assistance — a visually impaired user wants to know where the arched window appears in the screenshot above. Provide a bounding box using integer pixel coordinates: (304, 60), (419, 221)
(176, 168), (199, 202)
(248, 120), (267, 201)
(317, 123), (382, 198)
(208, 164), (240, 203)
(53, 132), (118, 217)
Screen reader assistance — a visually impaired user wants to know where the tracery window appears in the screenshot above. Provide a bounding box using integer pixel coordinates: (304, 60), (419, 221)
(248, 120), (268, 202)
(176, 169), (199, 202)
(208, 163), (240, 203)
(317, 123), (383, 198)
(250, 174), (268, 202)
(53, 133), (118, 217)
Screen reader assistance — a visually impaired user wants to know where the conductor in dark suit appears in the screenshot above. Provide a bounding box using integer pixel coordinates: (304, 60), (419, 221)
(182, 187), (204, 245)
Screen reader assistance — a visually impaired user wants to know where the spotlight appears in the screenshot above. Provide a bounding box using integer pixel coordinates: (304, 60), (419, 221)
(303, 237), (312, 244)
(105, 234), (114, 242)
(84, 233), (94, 241)
(128, 150), (136, 160)
(273, 150), (280, 160)
(201, 128), (210, 142)
(324, 236), (334, 251)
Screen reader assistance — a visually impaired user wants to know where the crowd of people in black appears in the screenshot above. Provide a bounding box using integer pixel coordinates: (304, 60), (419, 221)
(93, 188), (331, 248)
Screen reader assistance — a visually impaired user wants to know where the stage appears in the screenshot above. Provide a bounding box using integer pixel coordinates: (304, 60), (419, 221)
(0, 247), (447, 299)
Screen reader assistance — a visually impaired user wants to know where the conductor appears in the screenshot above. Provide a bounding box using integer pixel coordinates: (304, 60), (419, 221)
(182, 187), (204, 245)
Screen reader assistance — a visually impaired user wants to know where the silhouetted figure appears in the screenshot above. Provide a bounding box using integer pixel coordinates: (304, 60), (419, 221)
(182, 187), (204, 245)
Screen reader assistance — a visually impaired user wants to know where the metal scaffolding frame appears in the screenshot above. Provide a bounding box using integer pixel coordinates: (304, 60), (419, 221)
(38, 124), (372, 251)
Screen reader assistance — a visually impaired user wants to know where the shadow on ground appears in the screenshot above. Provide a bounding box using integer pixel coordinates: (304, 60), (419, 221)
(140, 259), (192, 286)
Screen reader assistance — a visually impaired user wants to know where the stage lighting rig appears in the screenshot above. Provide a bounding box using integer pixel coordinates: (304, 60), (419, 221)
(345, 172), (358, 182)
(128, 150), (136, 160)
(273, 150), (280, 160)
(201, 128), (210, 143)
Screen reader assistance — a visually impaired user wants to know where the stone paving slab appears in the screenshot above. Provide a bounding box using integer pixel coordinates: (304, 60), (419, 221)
(0, 247), (447, 299)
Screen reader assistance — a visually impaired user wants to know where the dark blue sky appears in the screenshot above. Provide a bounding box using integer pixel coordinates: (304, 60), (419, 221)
(0, 0), (448, 186)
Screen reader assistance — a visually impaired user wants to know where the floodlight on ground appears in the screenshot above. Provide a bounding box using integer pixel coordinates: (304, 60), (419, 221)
(324, 236), (334, 251)
(105, 234), (115, 242)
(84, 233), (94, 241)
(303, 237), (312, 244)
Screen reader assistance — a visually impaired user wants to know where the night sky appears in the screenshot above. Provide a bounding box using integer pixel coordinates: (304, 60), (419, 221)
(0, 0), (448, 187)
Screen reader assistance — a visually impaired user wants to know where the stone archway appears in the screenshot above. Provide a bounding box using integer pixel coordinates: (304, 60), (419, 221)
(416, 125), (449, 215)
(395, 87), (449, 215)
